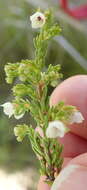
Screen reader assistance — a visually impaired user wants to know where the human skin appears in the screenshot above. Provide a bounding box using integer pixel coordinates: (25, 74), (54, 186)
(37, 75), (87, 190)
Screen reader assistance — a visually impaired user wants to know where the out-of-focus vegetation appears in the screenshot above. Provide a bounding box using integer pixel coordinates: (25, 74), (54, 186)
(0, 0), (87, 174)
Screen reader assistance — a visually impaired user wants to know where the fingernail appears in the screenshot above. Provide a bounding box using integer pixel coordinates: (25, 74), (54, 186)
(51, 164), (79, 190)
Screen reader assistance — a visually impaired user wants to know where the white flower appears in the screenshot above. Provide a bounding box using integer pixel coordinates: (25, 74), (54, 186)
(69, 111), (84, 124)
(0, 102), (14, 118)
(14, 113), (25, 120)
(46, 120), (69, 138)
(0, 102), (25, 119)
(30, 12), (46, 28)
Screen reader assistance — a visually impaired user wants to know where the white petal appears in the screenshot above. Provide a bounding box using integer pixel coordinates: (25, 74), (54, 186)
(30, 12), (45, 28)
(14, 113), (25, 120)
(0, 102), (14, 117)
(14, 127), (18, 136)
(46, 121), (67, 138)
(70, 111), (84, 124)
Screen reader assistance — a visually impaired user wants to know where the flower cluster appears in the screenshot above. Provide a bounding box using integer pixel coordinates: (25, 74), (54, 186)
(46, 111), (84, 138)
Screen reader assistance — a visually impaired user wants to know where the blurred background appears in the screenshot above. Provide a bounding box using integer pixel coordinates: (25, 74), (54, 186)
(0, 0), (87, 189)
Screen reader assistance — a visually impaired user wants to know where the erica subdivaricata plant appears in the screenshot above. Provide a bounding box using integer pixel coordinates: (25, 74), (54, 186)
(1, 9), (84, 186)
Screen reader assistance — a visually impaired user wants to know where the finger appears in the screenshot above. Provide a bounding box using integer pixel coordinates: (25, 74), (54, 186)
(58, 132), (87, 157)
(51, 153), (87, 190)
(69, 152), (87, 166)
(50, 75), (87, 140)
(37, 158), (72, 190)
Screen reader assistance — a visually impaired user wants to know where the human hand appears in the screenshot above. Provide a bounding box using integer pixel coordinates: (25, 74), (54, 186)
(37, 75), (87, 190)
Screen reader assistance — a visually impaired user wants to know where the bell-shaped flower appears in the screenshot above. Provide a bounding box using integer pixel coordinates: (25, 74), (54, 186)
(46, 120), (69, 138)
(69, 111), (84, 124)
(1, 102), (25, 120)
(30, 12), (46, 28)
(0, 102), (14, 118)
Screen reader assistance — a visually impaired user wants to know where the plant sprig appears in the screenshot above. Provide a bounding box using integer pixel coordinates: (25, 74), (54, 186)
(3, 9), (84, 185)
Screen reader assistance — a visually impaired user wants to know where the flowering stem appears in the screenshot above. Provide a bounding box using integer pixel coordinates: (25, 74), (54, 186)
(3, 9), (84, 186)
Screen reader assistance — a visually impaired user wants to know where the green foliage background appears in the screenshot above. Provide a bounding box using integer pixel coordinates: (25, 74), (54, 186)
(0, 0), (87, 173)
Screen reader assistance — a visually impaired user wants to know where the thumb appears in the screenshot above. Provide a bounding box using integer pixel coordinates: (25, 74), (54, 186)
(51, 153), (87, 190)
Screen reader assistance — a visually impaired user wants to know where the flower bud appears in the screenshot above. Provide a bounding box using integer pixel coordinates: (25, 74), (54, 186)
(14, 124), (28, 142)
